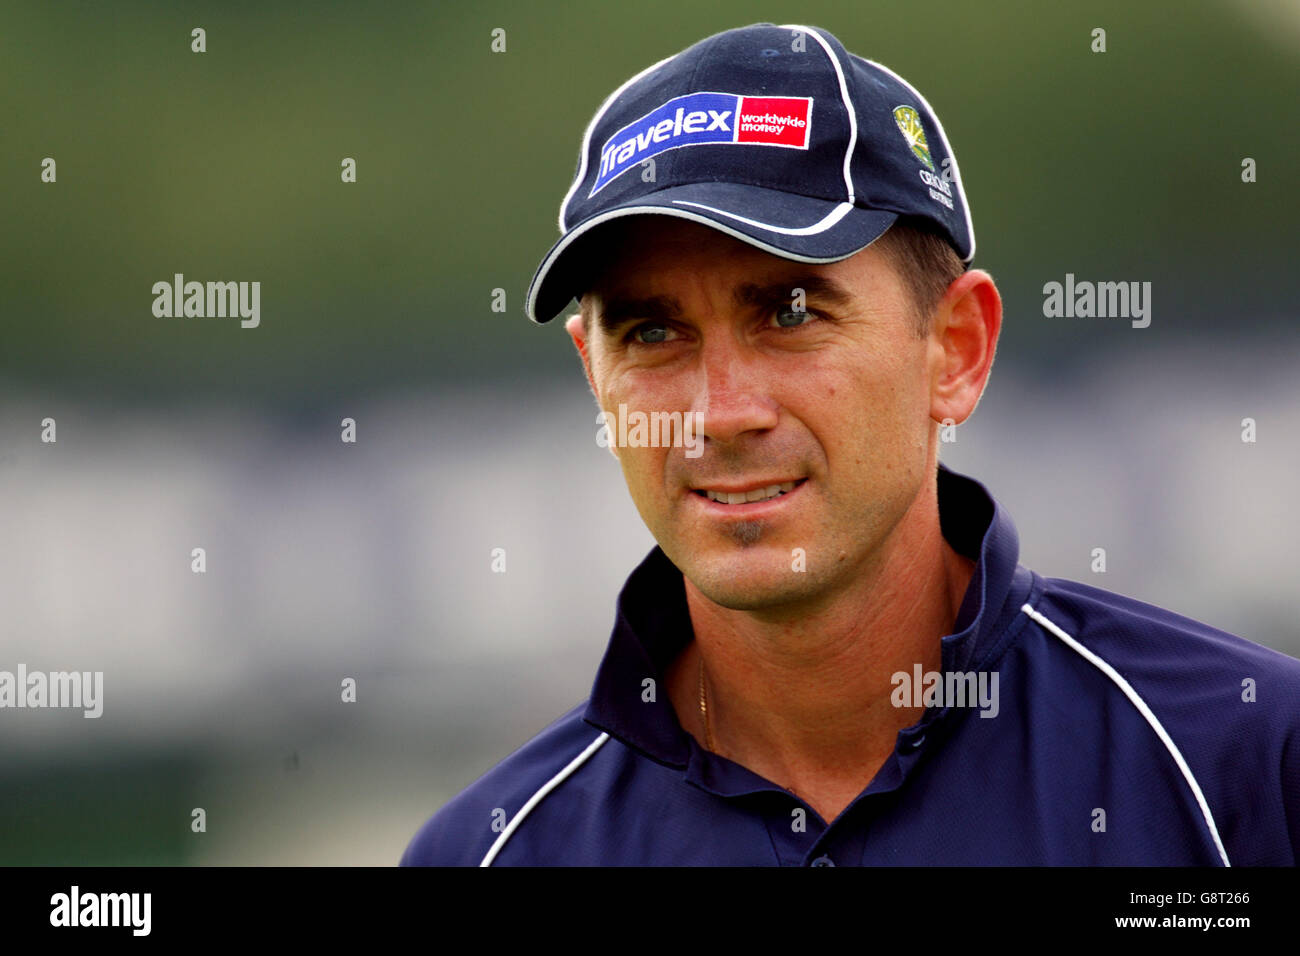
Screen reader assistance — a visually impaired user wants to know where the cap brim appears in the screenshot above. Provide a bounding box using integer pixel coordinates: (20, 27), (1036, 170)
(525, 181), (899, 324)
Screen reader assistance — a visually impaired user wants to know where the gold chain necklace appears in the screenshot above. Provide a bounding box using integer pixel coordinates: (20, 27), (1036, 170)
(697, 653), (715, 752)
(698, 651), (801, 799)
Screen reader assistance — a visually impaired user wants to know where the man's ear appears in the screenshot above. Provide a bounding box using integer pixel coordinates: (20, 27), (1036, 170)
(565, 310), (620, 462)
(565, 311), (598, 400)
(928, 269), (1002, 428)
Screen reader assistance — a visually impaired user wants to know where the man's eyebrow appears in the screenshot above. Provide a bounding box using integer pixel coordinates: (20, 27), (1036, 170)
(593, 275), (852, 336)
(594, 295), (682, 336)
(733, 275), (854, 310)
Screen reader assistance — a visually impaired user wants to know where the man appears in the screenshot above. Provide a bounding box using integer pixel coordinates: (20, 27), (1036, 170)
(402, 23), (1300, 866)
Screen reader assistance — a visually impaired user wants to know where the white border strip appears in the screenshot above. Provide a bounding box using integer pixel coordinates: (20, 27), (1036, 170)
(479, 731), (611, 866)
(1020, 603), (1230, 866)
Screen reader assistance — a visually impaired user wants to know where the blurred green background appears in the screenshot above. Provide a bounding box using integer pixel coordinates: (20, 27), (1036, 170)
(3, 0), (1296, 404)
(1, 0), (1297, 865)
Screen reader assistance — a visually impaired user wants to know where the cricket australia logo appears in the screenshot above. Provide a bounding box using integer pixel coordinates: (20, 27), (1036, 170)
(892, 105), (934, 170)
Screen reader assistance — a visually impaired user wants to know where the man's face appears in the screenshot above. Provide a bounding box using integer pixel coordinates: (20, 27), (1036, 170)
(571, 216), (944, 616)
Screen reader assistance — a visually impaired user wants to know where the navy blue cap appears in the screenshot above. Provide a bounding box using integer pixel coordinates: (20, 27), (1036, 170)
(525, 22), (975, 324)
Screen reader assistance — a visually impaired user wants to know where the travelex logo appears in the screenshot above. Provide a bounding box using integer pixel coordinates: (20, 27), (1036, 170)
(591, 91), (813, 196)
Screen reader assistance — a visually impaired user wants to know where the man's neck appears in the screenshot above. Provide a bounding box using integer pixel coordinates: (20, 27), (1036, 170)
(666, 478), (976, 823)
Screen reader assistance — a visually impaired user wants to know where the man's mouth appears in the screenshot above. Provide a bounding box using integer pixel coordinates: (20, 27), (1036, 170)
(691, 478), (805, 505)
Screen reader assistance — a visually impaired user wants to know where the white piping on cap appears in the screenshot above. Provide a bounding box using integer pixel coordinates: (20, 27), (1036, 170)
(670, 24), (857, 235)
(558, 54), (679, 233)
(863, 56), (977, 262)
(670, 197), (855, 236)
(525, 203), (895, 323)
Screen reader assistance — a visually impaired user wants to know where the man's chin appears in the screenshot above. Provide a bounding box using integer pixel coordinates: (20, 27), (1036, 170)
(679, 551), (825, 613)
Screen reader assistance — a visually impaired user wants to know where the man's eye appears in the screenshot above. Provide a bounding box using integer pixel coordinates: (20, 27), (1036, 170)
(631, 323), (675, 344)
(771, 307), (815, 329)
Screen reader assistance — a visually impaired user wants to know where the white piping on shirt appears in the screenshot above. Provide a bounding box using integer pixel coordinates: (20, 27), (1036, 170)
(1020, 602), (1231, 866)
(479, 731), (611, 866)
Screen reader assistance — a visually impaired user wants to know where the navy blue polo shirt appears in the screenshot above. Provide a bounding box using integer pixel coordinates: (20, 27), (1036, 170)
(401, 464), (1300, 866)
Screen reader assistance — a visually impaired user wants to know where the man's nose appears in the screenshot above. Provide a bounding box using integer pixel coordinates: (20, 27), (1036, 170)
(690, 337), (780, 444)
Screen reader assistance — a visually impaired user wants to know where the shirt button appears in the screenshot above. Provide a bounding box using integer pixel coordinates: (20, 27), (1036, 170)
(811, 855), (835, 867)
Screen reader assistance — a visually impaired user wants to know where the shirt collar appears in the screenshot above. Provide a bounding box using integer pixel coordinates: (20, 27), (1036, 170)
(581, 462), (1032, 769)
